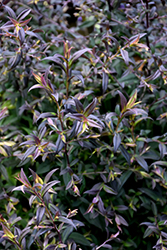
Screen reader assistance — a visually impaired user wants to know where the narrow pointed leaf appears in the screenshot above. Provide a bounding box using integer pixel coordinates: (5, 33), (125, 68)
(118, 90), (127, 111)
(113, 133), (121, 153)
(84, 98), (97, 117)
(119, 145), (131, 165)
(102, 71), (108, 94)
(41, 180), (60, 197)
(103, 184), (117, 195)
(44, 169), (58, 183)
(135, 155), (148, 172)
(36, 206), (45, 226)
(71, 48), (91, 63)
(58, 216), (76, 229)
(120, 49), (129, 65)
(73, 98), (84, 113)
(124, 90), (137, 111)
(17, 9), (31, 20)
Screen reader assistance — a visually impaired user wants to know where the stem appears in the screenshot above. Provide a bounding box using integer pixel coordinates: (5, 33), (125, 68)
(107, 0), (112, 11)
(34, 190), (62, 243)
(145, 0), (150, 50)
(66, 62), (69, 99)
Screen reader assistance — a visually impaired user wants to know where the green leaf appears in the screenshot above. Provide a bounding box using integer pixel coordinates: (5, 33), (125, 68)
(118, 170), (132, 191)
(69, 232), (90, 246)
(62, 225), (73, 243)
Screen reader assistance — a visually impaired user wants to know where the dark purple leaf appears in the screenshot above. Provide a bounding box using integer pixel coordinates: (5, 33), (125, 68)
(41, 180), (60, 197)
(115, 214), (128, 226)
(42, 54), (66, 71)
(45, 245), (57, 250)
(113, 133), (121, 153)
(144, 70), (161, 82)
(66, 179), (73, 190)
(159, 143), (166, 159)
(9, 51), (22, 69)
(120, 49), (129, 65)
(73, 98), (84, 113)
(21, 146), (36, 161)
(102, 71), (108, 94)
(84, 98), (97, 117)
(18, 27), (25, 45)
(102, 244), (112, 249)
(36, 206), (45, 226)
(135, 155), (148, 172)
(20, 168), (31, 186)
(116, 205), (128, 211)
(161, 231), (167, 238)
(118, 90), (127, 111)
(84, 183), (102, 195)
(17, 9), (31, 20)
(44, 169), (58, 183)
(58, 216), (76, 229)
(37, 112), (56, 121)
(119, 145), (131, 165)
(151, 161), (167, 167)
(4, 5), (16, 19)
(71, 48), (91, 63)
(26, 31), (44, 42)
(87, 119), (103, 129)
(103, 184), (117, 195)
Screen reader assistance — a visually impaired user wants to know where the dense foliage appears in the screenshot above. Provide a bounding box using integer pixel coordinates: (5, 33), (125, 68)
(0, 0), (167, 249)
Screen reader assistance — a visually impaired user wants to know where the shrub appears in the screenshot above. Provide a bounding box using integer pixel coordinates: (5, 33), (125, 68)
(0, 0), (167, 249)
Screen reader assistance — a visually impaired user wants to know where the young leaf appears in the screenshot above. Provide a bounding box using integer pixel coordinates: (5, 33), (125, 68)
(123, 90), (138, 111)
